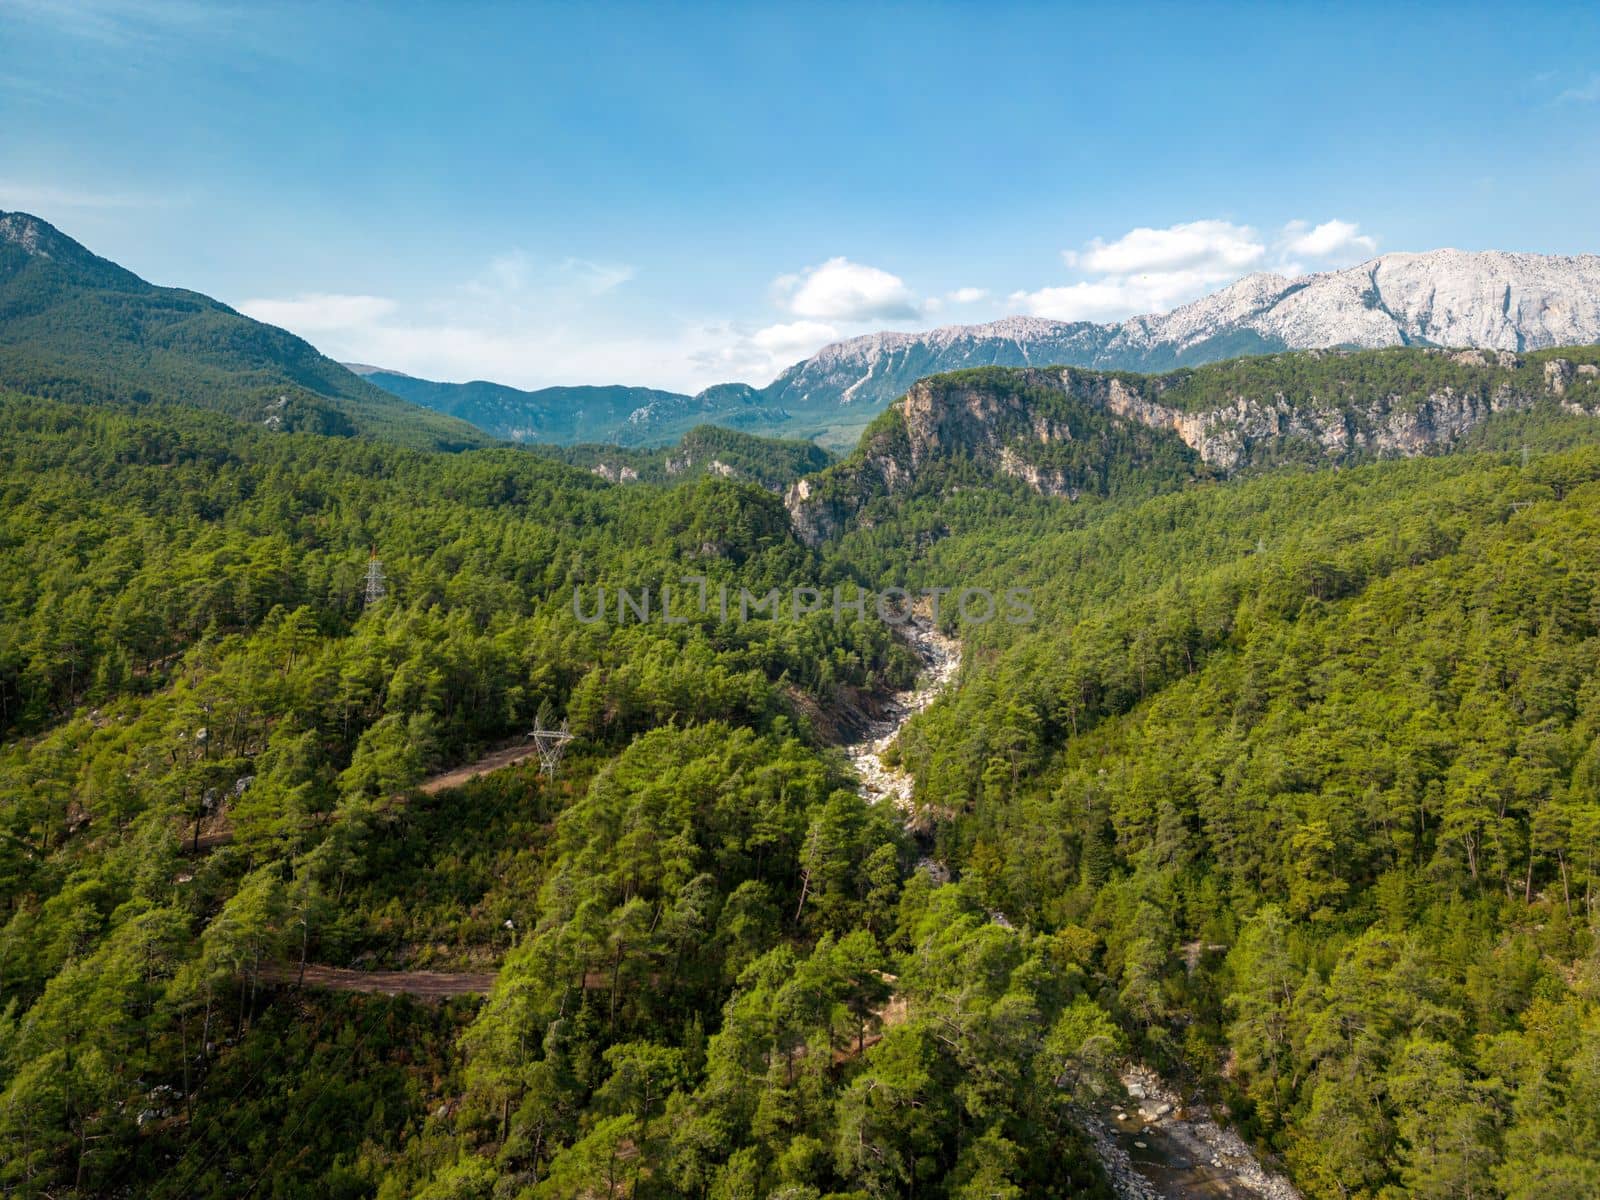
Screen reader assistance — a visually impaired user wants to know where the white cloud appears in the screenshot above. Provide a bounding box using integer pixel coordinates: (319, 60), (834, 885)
(1069, 220), (1265, 276)
(239, 293), (398, 333)
(1008, 284), (1120, 323)
(681, 320), (845, 384)
(348, 322), (738, 393)
(466, 250), (633, 301)
(563, 258), (634, 295)
(1010, 268), (1240, 323)
(0, 180), (187, 211)
(1014, 220), (1268, 322)
(1016, 217), (1380, 323)
(234, 253), (812, 394)
(776, 256), (920, 321)
(750, 320), (839, 356)
(1557, 75), (1600, 103)
(947, 286), (988, 303)
(4, 0), (254, 47)
(1280, 218), (1376, 260)
(246, 249), (951, 392)
(253, 302), (766, 395)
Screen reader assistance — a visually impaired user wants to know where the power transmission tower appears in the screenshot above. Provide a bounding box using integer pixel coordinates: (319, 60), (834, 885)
(364, 551), (387, 607)
(531, 719), (573, 779)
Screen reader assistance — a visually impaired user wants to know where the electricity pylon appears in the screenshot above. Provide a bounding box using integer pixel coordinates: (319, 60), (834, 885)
(364, 551), (386, 607)
(531, 719), (573, 779)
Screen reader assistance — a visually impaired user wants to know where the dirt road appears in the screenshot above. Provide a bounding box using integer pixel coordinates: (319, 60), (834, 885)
(183, 740), (543, 854)
(262, 963), (497, 999)
(419, 742), (543, 794)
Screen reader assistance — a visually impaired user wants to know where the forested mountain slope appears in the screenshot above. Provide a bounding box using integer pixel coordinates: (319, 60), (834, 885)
(356, 365), (800, 449)
(786, 346), (1600, 544)
(3, 335), (1600, 1198)
(819, 402), (1600, 1198)
(3, 391), (1111, 1198)
(533, 424), (833, 491)
(0, 213), (490, 450)
(351, 369), (693, 445)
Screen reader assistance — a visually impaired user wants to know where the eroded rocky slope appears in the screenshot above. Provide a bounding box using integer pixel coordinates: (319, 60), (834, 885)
(786, 346), (1600, 544)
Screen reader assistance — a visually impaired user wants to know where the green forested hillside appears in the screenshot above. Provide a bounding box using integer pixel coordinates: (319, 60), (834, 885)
(359, 367), (808, 449)
(355, 370), (691, 446)
(836, 407), (1600, 1198)
(4, 348), (1600, 1200)
(0, 391), (1047, 1198)
(1126, 343), (1600, 414)
(0, 213), (490, 450)
(0, 397), (871, 738)
(535, 424), (834, 491)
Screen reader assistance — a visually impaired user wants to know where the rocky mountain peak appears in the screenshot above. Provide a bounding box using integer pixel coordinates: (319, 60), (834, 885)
(0, 211), (101, 265)
(0, 210), (150, 294)
(757, 251), (1600, 427)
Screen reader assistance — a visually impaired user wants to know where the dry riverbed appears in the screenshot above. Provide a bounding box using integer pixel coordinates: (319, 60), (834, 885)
(845, 622), (1300, 1200)
(844, 615), (960, 810)
(1084, 1067), (1302, 1200)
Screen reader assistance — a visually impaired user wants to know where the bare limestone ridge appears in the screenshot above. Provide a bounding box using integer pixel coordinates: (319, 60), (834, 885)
(765, 250), (1600, 414)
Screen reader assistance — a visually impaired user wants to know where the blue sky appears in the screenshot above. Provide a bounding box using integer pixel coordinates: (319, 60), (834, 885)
(3, 0), (1598, 391)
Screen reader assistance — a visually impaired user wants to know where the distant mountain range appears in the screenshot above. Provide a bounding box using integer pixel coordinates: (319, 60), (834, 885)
(8, 208), (1600, 457)
(344, 366), (802, 448)
(0, 212), (490, 450)
(344, 368), (791, 447)
(359, 249), (1600, 447)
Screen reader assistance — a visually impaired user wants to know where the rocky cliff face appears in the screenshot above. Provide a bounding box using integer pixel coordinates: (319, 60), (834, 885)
(782, 367), (1205, 544)
(1096, 349), (1600, 472)
(784, 348), (1600, 544)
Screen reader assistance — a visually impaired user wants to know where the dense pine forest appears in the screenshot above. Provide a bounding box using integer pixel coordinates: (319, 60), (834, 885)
(11, 0), (1600, 1191)
(4, 284), (1600, 1195)
(850, 408), (1600, 1197)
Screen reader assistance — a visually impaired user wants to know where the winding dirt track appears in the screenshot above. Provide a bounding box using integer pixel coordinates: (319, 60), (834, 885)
(418, 742), (542, 794)
(183, 740), (543, 855)
(261, 963), (496, 999)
